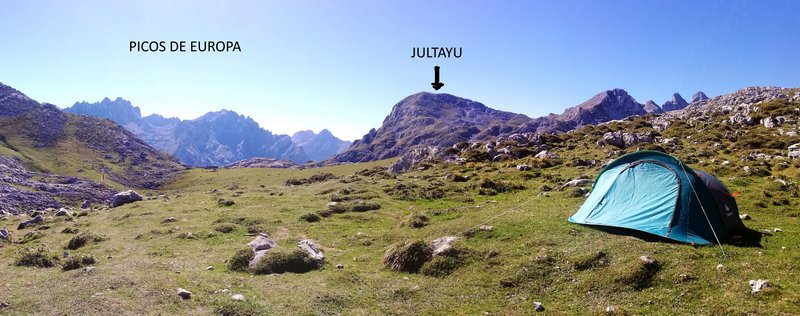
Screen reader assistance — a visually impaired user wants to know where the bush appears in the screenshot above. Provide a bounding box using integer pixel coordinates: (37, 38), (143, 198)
(61, 227), (80, 234)
(218, 199), (236, 207)
(383, 240), (433, 273)
(227, 248), (255, 272)
(213, 223), (238, 234)
(478, 178), (525, 196)
(62, 254), (96, 271)
(252, 249), (319, 275)
(15, 247), (58, 268)
(406, 213), (429, 228)
(300, 213), (321, 222)
(420, 247), (470, 277)
(21, 231), (45, 244)
(350, 201), (381, 212)
(66, 232), (106, 250)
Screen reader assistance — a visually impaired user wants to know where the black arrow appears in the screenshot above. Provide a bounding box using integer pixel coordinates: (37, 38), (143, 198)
(431, 66), (444, 91)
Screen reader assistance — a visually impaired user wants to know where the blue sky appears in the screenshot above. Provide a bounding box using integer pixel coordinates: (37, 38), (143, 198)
(2, 0), (799, 140)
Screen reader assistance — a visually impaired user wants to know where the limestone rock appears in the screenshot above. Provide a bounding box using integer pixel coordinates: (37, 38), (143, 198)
(749, 279), (771, 295)
(788, 143), (800, 159)
(534, 150), (558, 159)
(298, 239), (325, 263)
(54, 208), (68, 216)
(110, 190), (143, 208)
(177, 288), (192, 300)
(430, 236), (458, 255)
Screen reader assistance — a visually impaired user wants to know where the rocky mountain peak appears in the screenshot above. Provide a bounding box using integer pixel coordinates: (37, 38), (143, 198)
(661, 93), (689, 111)
(691, 91), (710, 103)
(642, 100), (663, 114)
(67, 97), (142, 124)
(561, 88), (646, 125)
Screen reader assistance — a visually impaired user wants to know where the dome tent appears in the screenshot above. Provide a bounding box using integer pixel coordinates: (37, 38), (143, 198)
(568, 151), (743, 245)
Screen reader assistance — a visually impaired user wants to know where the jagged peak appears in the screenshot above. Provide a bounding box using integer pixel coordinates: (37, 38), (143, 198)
(691, 91), (710, 103)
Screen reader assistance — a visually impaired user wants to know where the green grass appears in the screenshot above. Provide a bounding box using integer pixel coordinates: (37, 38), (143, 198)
(2, 96), (800, 314)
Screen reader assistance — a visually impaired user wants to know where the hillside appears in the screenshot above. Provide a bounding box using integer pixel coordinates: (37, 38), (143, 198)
(333, 90), (706, 163)
(0, 82), (184, 211)
(0, 86), (798, 315)
(65, 98), (349, 165)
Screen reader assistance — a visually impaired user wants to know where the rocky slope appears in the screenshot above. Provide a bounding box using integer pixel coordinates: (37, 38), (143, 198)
(291, 129), (351, 161)
(334, 89), (709, 163)
(388, 86), (800, 173)
(0, 82), (185, 210)
(65, 99), (315, 166)
(331, 92), (533, 162)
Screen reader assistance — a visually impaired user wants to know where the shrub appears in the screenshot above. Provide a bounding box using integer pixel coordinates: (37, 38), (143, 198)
(300, 213), (321, 222)
(61, 227), (80, 234)
(383, 240), (433, 273)
(213, 223), (238, 234)
(62, 254), (96, 271)
(15, 247), (58, 268)
(218, 199), (236, 207)
(406, 213), (429, 228)
(66, 232), (106, 250)
(350, 201), (381, 212)
(21, 231), (45, 244)
(252, 249), (319, 275)
(227, 248), (255, 272)
(420, 247), (470, 277)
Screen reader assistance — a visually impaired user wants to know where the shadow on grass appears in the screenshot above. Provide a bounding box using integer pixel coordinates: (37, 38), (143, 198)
(580, 225), (766, 248)
(727, 226), (767, 248)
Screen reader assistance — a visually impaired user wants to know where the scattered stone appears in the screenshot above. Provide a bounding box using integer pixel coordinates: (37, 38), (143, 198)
(298, 239), (325, 263)
(789, 143), (800, 159)
(247, 234), (277, 268)
(739, 214), (751, 220)
(161, 217), (177, 223)
(749, 279), (771, 295)
(639, 256), (657, 266)
(716, 264), (725, 271)
(430, 236), (458, 255)
(773, 228), (783, 233)
(0, 228), (7, 240)
(81, 200), (91, 209)
(206, 266), (214, 270)
(177, 288), (192, 300)
(110, 190), (143, 208)
(516, 164), (532, 171)
(478, 225), (494, 231)
(55, 208), (69, 216)
(606, 305), (616, 314)
(17, 215), (43, 229)
(561, 178), (593, 189)
(534, 150), (558, 159)
(248, 234), (277, 252)
(0, 302), (9, 308)
(336, 264), (344, 269)
(231, 294), (245, 301)
(743, 166), (751, 174)
(533, 302), (545, 312)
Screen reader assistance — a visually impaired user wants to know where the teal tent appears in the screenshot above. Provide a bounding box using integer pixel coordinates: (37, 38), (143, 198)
(568, 151), (743, 245)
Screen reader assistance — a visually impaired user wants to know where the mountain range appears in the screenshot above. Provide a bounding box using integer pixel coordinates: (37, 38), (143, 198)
(64, 98), (350, 166)
(331, 89), (707, 163)
(0, 82), (184, 211)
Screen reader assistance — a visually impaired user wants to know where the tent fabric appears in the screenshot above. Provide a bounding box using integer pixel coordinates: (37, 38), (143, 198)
(568, 151), (743, 245)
